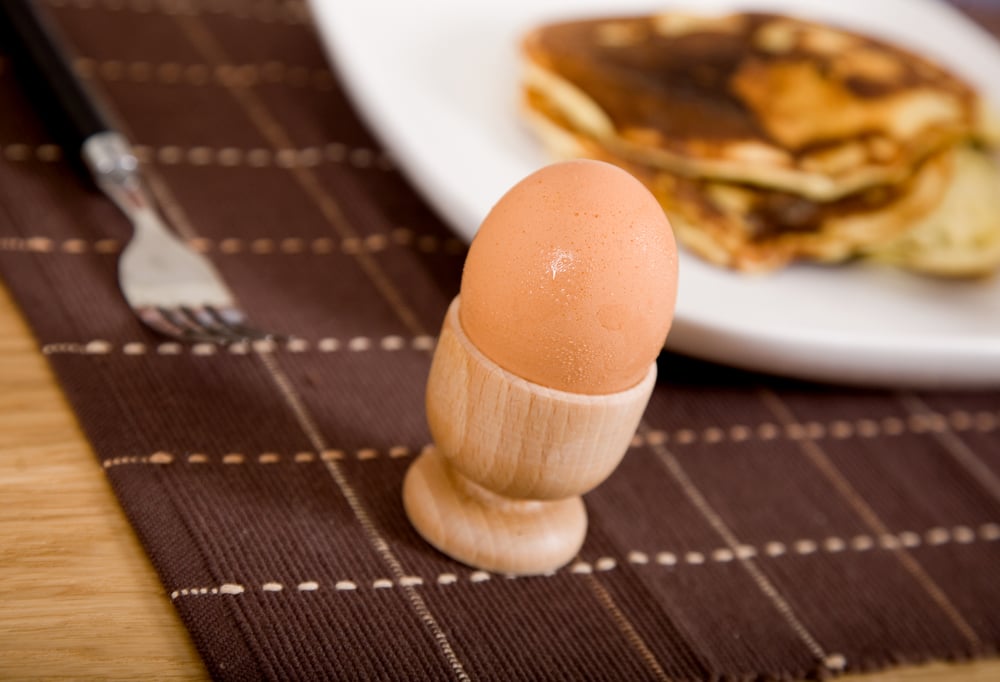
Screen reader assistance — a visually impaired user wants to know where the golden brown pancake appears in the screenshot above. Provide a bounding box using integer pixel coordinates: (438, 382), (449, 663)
(523, 88), (957, 272)
(522, 12), (983, 201)
(863, 146), (1000, 278)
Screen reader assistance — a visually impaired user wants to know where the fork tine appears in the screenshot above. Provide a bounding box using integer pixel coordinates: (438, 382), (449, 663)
(137, 305), (189, 341)
(180, 306), (248, 344)
(156, 306), (229, 344)
(205, 305), (286, 342)
(138, 304), (282, 346)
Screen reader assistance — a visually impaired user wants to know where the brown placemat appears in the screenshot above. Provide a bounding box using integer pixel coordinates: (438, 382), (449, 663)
(1, 1), (999, 680)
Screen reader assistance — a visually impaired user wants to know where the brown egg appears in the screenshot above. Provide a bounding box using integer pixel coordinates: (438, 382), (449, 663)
(459, 159), (678, 394)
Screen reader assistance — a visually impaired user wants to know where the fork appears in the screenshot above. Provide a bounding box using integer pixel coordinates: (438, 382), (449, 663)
(2, 0), (283, 345)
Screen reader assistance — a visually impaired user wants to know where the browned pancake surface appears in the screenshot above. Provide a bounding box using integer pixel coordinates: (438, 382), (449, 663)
(523, 12), (981, 199)
(522, 88), (954, 272)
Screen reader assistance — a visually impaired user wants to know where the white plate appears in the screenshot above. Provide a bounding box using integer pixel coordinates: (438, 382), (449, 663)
(310, 0), (1000, 388)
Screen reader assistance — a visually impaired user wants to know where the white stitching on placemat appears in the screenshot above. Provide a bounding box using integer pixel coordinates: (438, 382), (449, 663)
(0, 141), (393, 171)
(168, 521), (1000, 600)
(0, 143), (62, 162)
(135, 143), (394, 170)
(102, 452), (174, 468)
(0, 232), (465, 256)
(100, 447), (419, 468)
(42, 336), (440, 356)
(630, 413), (1000, 447)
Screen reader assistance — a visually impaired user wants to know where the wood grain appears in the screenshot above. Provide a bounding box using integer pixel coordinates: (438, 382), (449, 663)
(427, 298), (656, 500)
(405, 297), (657, 574)
(0, 282), (206, 680)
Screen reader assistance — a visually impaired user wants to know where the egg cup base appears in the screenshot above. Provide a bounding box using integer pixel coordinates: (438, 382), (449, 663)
(403, 445), (587, 576)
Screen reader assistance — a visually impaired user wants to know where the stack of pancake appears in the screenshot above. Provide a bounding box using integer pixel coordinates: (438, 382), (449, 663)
(521, 11), (1000, 276)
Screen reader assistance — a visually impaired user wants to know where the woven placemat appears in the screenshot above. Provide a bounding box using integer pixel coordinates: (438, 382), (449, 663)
(1, 1), (998, 679)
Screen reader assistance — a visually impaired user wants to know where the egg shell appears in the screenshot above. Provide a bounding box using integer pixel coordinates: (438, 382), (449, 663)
(459, 159), (678, 395)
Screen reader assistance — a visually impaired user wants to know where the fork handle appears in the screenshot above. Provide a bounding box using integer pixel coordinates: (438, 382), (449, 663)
(0, 1), (148, 214)
(0, 0), (112, 156)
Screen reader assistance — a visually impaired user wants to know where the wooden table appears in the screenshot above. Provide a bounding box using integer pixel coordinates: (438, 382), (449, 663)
(0, 280), (997, 680)
(0, 283), (205, 680)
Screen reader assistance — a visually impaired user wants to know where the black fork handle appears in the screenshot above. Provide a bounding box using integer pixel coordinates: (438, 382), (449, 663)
(0, 0), (113, 156)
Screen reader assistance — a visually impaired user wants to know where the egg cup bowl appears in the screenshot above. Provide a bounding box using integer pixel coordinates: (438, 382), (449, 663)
(403, 296), (656, 575)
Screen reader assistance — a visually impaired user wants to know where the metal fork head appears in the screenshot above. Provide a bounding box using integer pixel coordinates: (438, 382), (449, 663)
(137, 304), (283, 345)
(117, 211), (285, 345)
(84, 133), (283, 346)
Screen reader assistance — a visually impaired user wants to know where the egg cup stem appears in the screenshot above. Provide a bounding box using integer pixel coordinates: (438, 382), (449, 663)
(403, 297), (656, 576)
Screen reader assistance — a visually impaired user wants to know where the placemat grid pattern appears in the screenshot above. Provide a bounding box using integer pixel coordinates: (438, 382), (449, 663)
(0, 1), (998, 679)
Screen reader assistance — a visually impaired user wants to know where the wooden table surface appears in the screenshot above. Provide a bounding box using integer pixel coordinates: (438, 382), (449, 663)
(0, 277), (998, 680)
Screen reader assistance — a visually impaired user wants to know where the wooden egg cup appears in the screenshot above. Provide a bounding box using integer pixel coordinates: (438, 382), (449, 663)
(403, 297), (656, 575)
